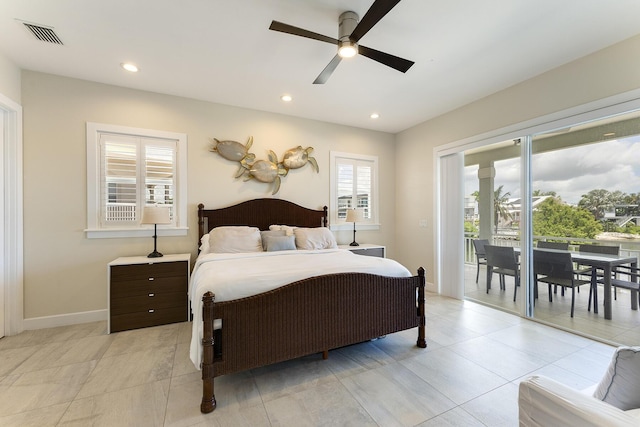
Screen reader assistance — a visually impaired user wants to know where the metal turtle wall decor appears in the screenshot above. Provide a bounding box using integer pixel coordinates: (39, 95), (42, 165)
(210, 136), (319, 194)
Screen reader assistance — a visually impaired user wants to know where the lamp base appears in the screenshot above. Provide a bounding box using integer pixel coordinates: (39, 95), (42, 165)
(349, 241), (359, 247)
(147, 224), (163, 258)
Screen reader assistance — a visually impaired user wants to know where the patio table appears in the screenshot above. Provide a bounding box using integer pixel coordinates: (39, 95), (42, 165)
(518, 248), (638, 320)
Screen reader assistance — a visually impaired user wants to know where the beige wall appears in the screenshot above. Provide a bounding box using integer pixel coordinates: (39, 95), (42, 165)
(17, 32), (640, 322)
(21, 71), (397, 321)
(0, 52), (21, 103)
(395, 34), (640, 287)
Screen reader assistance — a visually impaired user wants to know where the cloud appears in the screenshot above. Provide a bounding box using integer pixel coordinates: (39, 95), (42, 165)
(465, 137), (640, 205)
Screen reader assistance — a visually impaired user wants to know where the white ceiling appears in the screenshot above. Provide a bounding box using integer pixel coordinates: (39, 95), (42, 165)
(1, 0), (640, 133)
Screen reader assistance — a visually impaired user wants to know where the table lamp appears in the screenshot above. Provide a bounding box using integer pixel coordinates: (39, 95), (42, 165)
(141, 206), (171, 258)
(345, 208), (364, 246)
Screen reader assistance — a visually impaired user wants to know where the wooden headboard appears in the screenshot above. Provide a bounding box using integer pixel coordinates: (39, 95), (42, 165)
(197, 198), (328, 242)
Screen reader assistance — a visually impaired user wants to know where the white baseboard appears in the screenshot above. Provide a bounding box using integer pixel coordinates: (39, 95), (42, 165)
(425, 281), (437, 293)
(23, 309), (108, 330)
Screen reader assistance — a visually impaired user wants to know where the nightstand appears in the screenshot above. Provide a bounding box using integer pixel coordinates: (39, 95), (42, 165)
(339, 244), (386, 258)
(108, 253), (191, 333)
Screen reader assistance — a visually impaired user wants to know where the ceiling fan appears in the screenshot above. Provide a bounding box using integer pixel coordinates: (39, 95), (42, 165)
(269, 0), (414, 84)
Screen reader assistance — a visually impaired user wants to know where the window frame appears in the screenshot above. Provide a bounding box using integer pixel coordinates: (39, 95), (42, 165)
(329, 151), (380, 231)
(86, 122), (188, 238)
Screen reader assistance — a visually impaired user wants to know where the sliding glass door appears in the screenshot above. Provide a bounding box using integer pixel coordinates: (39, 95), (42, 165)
(529, 112), (640, 343)
(463, 139), (523, 315)
(457, 108), (640, 345)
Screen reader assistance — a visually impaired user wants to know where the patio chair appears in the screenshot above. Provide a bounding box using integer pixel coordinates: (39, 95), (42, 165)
(537, 241), (569, 250)
(485, 245), (520, 302)
(533, 249), (594, 317)
(578, 244), (621, 308)
(472, 239), (489, 283)
(611, 264), (640, 310)
(537, 241), (571, 297)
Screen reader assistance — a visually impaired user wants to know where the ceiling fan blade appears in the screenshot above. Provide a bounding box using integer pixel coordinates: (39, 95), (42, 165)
(350, 0), (402, 43)
(358, 44), (414, 73)
(313, 54), (342, 84)
(269, 21), (338, 45)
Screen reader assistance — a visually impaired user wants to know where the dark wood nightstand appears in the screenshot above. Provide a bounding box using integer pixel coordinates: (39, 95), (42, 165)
(339, 244), (386, 258)
(108, 253), (190, 333)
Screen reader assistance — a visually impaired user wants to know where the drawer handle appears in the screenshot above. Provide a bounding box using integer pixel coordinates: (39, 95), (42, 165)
(148, 309), (155, 313)
(148, 293), (155, 297)
(148, 277), (154, 281)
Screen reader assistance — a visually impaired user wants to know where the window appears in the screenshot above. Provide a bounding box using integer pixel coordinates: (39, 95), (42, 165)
(86, 123), (187, 238)
(330, 151), (379, 228)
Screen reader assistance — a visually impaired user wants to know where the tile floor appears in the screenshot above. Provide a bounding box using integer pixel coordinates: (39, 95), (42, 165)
(0, 294), (616, 426)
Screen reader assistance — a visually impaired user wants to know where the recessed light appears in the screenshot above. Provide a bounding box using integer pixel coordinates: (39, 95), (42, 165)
(370, 113), (379, 119)
(121, 63), (139, 72)
(281, 94), (292, 102)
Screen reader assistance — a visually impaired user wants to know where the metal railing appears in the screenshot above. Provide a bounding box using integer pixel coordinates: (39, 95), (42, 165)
(464, 233), (640, 265)
(106, 203), (136, 221)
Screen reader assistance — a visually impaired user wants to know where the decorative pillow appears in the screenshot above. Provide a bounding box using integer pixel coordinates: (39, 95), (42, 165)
(294, 227), (338, 250)
(269, 224), (297, 236)
(593, 346), (640, 410)
(260, 230), (286, 250)
(263, 235), (296, 252)
(209, 226), (262, 253)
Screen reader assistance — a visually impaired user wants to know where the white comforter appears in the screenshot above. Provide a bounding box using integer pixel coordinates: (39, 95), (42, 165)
(189, 249), (411, 368)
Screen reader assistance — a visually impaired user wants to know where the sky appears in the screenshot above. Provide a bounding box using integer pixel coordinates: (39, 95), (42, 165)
(465, 135), (640, 206)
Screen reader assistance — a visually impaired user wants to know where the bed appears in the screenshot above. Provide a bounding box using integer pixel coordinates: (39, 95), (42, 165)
(191, 198), (426, 413)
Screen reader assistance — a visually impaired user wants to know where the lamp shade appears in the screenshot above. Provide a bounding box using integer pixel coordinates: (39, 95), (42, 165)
(345, 208), (364, 223)
(141, 206), (171, 225)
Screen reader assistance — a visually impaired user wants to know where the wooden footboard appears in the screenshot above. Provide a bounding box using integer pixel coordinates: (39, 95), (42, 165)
(200, 267), (426, 413)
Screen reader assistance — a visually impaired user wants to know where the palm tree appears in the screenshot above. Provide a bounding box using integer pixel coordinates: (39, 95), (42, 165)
(472, 187), (514, 233)
(578, 189), (616, 220)
(494, 185), (514, 233)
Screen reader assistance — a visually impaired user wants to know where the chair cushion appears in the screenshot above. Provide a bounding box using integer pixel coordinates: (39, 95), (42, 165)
(593, 346), (640, 410)
(627, 408), (640, 420)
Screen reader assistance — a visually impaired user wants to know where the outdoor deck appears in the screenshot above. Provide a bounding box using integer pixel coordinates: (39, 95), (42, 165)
(465, 263), (640, 346)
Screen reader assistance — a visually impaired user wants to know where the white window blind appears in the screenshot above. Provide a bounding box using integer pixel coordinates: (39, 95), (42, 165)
(100, 134), (176, 226)
(86, 122), (187, 238)
(330, 151), (378, 227)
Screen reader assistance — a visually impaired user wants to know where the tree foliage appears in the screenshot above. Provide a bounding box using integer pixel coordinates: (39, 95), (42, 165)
(533, 198), (602, 238)
(578, 189), (625, 220)
(464, 221), (478, 233)
(471, 187), (514, 233)
(493, 185), (513, 232)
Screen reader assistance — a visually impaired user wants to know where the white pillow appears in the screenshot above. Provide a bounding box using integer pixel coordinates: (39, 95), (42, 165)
(199, 233), (210, 253)
(294, 227), (338, 250)
(269, 224), (297, 236)
(593, 346), (640, 410)
(209, 226), (262, 253)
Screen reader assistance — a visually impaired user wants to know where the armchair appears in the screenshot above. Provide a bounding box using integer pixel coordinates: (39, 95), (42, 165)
(519, 376), (640, 426)
(519, 346), (640, 426)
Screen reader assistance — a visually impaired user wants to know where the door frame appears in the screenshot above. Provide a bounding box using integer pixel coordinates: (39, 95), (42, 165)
(1, 92), (23, 337)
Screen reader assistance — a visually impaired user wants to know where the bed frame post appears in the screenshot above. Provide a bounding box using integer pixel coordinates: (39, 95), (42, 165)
(197, 203), (205, 246)
(200, 291), (217, 413)
(417, 267), (427, 348)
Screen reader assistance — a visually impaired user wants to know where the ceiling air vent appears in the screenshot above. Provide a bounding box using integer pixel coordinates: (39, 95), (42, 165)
(22, 22), (63, 45)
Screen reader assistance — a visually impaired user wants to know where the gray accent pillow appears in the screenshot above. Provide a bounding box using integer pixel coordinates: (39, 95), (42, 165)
(263, 235), (296, 252)
(260, 230), (286, 250)
(593, 346), (640, 410)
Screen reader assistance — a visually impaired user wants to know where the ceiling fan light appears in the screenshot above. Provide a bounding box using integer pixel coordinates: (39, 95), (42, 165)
(338, 40), (358, 58)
